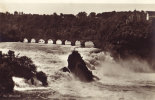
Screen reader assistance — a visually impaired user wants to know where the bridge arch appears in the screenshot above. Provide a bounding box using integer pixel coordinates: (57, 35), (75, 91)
(75, 41), (81, 46)
(47, 39), (53, 44)
(56, 39), (62, 44)
(38, 39), (45, 43)
(65, 40), (71, 45)
(23, 38), (28, 43)
(85, 41), (94, 48)
(31, 38), (36, 43)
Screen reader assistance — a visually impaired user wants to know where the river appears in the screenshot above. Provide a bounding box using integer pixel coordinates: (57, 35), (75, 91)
(0, 42), (155, 100)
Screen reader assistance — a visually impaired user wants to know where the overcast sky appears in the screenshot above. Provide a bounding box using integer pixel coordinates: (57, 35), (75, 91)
(0, 0), (155, 14)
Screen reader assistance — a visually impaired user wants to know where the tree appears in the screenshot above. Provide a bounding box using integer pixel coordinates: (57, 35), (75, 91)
(89, 12), (96, 18)
(77, 12), (87, 18)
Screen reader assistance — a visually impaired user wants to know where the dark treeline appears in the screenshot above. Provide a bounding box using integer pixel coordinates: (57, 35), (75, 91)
(0, 10), (154, 67)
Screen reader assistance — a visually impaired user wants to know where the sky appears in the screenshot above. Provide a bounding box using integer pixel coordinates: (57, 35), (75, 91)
(0, 0), (155, 15)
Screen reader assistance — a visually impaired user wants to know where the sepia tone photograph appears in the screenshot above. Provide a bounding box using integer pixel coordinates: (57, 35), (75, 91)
(0, 0), (155, 99)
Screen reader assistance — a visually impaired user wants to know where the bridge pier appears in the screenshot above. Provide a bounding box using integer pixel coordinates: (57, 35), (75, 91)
(53, 39), (57, 44)
(93, 41), (99, 48)
(81, 41), (85, 47)
(45, 40), (48, 44)
(19, 38), (23, 42)
(71, 41), (76, 46)
(62, 40), (65, 45)
(34, 39), (38, 43)
(93, 43), (98, 48)
(28, 39), (31, 43)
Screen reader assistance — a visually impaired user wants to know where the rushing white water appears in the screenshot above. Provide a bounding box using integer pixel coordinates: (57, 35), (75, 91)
(0, 42), (155, 100)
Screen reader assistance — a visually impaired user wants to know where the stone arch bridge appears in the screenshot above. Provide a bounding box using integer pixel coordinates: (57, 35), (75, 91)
(23, 38), (97, 47)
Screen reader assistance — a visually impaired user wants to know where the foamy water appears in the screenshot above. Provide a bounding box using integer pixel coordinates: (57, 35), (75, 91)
(0, 42), (155, 100)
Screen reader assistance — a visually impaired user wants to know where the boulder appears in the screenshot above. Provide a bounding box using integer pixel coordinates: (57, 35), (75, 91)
(36, 71), (48, 86)
(67, 50), (98, 82)
(60, 67), (70, 73)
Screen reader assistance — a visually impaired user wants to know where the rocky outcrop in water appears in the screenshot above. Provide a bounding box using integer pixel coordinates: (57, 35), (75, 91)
(60, 67), (70, 73)
(36, 71), (48, 86)
(0, 50), (48, 93)
(67, 50), (99, 82)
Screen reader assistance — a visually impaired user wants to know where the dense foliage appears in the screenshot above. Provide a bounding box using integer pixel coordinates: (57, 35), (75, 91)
(0, 50), (48, 93)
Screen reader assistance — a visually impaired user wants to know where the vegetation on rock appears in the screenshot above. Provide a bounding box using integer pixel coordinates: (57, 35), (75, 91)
(0, 50), (48, 93)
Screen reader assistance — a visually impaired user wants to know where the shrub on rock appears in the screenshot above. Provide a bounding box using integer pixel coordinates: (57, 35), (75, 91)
(0, 50), (48, 93)
(11, 56), (37, 80)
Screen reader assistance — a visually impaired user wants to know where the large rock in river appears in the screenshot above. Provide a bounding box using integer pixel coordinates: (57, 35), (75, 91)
(67, 50), (96, 82)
